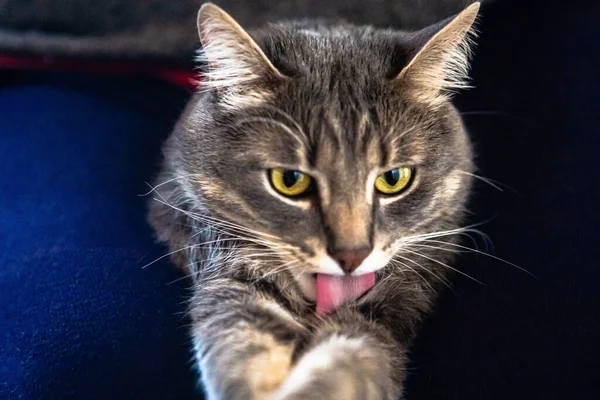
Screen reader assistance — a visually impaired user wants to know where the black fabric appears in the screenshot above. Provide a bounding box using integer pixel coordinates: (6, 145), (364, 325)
(407, 0), (600, 398)
(0, 0), (477, 66)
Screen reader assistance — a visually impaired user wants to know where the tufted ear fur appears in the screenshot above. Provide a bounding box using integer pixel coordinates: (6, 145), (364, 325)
(196, 3), (284, 92)
(397, 2), (480, 105)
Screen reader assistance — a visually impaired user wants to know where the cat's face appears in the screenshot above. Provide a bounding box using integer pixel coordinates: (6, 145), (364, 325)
(172, 4), (477, 299)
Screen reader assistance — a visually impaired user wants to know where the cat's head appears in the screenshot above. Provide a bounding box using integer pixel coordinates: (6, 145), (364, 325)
(161, 3), (479, 300)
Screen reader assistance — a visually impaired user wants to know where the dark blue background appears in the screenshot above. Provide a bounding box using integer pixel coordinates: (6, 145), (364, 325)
(1, 0), (599, 398)
(0, 74), (197, 399)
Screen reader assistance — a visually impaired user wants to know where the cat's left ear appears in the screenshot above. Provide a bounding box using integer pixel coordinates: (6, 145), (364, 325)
(196, 3), (284, 91)
(396, 2), (480, 105)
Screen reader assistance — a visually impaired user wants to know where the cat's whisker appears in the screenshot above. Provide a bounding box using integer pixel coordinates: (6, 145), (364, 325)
(182, 209), (280, 241)
(403, 225), (471, 242)
(401, 220), (493, 244)
(373, 268), (400, 292)
(410, 243), (466, 254)
(418, 239), (536, 278)
(265, 258), (300, 273)
(152, 197), (290, 248)
(165, 256), (220, 285)
(142, 242), (216, 269)
(242, 251), (289, 257)
(407, 223), (486, 252)
(152, 196), (320, 282)
(142, 233), (287, 270)
(189, 226), (217, 239)
(459, 170), (503, 192)
(403, 227), (485, 243)
(388, 259), (436, 291)
(167, 270), (199, 286)
(248, 259), (298, 280)
(139, 174), (199, 197)
(456, 170), (508, 193)
(457, 230), (485, 252)
(151, 191), (293, 255)
(392, 254), (452, 289)
(403, 249), (485, 285)
(149, 195), (267, 240)
(143, 216), (291, 272)
(237, 258), (288, 270)
(188, 214), (290, 247)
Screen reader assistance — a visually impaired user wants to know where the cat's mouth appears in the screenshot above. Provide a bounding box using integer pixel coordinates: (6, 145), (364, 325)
(296, 272), (376, 315)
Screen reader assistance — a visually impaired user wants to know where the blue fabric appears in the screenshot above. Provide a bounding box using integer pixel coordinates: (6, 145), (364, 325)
(1, 0), (599, 399)
(0, 72), (198, 399)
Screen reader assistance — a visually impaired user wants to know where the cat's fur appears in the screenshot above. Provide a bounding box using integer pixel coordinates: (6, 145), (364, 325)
(149, 2), (480, 399)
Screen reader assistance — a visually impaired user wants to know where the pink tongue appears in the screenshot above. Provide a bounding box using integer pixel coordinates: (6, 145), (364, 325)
(316, 273), (376, 315)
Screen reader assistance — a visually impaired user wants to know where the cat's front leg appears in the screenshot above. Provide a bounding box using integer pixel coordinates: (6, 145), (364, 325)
(190, 278), (309, 400)
(275, 308), (406, 400)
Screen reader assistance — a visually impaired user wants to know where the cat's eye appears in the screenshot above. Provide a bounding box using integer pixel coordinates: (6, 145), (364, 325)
(374, 167), (413, 195)
(270, 168), (313, 197)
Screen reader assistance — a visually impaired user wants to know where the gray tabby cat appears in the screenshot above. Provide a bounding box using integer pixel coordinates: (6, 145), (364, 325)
(149, 2), (480, 399)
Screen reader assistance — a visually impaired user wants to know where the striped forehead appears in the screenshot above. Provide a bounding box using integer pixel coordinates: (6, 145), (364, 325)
(310, 108), (383, 166)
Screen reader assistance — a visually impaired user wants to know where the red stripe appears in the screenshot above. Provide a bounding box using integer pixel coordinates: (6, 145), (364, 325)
(0, 55), (199, 90)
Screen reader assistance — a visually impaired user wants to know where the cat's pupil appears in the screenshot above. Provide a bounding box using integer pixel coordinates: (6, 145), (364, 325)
(283, 171), (300, 187)
(384, 169), (400, 185)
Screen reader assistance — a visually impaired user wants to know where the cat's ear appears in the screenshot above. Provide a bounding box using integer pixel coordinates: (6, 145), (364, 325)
(196, 3), (284, 91)
(396, 2), (480, 105)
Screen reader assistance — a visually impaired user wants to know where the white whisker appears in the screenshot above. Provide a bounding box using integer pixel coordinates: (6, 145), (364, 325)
(152, 197), (290, 248)
(140, 174), (197, 197)
(403, 249), (484, 285)
(411, 243), (466, 254)
(392, 254), (452, 289)
(420, 239), (536, 278)
(401, 220), (493, 245)
(457, 170), (504, 192)
(389, 258), (435, 291)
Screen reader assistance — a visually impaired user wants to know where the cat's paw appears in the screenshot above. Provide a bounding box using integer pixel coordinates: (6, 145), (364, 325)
(274, 334), (391, 400)
(244, 345), (292, 399)
(196, 334), (294, 400)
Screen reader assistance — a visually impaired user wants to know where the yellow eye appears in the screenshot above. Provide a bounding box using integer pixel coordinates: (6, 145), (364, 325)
(270, 168), (312, 197)
(375, 167), (413, 194)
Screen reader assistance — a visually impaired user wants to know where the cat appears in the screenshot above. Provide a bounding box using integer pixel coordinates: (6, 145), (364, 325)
(148, 2), (480, 399)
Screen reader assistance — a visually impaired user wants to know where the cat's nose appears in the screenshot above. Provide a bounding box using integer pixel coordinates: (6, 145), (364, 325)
(330, 248), (371, 274)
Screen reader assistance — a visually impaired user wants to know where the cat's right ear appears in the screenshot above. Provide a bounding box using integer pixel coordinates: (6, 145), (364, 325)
(197, 3), (284, 92)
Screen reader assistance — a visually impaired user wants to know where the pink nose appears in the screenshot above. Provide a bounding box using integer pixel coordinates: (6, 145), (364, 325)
(330, 248), (371, 274)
